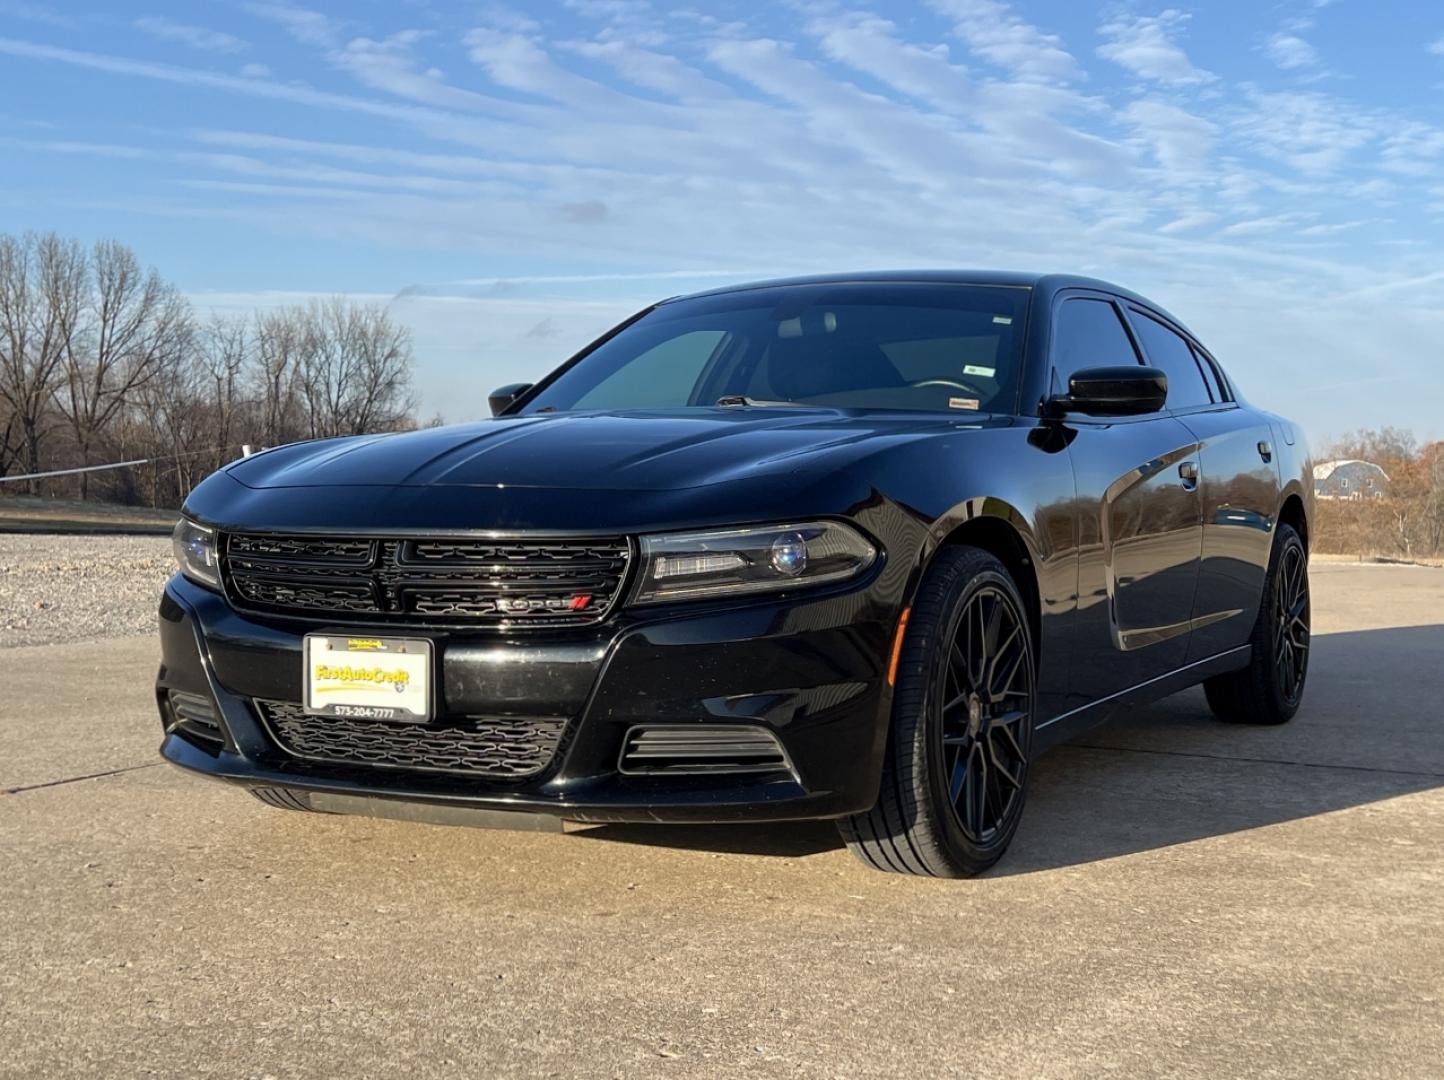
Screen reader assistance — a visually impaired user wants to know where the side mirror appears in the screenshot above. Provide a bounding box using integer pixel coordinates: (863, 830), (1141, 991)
(488, 382), (533, 416)
(1050, 366), (1167, 417)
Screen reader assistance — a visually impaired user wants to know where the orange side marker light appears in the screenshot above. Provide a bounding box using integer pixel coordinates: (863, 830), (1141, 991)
(887, 607), (911, 687)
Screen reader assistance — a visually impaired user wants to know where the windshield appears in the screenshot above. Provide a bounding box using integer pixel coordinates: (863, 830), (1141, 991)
(521, 283), (1030, 415)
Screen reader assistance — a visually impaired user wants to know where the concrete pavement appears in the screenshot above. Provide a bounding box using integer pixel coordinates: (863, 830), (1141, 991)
(1, 563), (1441, 1078)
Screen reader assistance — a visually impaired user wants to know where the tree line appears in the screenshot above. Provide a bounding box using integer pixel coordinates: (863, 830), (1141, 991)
(1315, 427), (1444, 561)
(0, 231), (421, 506)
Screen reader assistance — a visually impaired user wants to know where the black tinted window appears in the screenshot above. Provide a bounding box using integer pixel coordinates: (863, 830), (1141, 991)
(1191, 345), (1229, 402)
(1051, 299), (1138, 393)
(1129, 311), (1212, 409)
(524, 284), (1030, 415)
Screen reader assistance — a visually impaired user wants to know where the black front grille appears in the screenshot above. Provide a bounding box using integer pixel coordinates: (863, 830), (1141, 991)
(256, 700), (567, 779)
(220, 532), (631, 626)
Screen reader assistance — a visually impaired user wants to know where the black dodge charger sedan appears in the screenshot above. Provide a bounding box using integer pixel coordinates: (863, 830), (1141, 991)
(158, 271), (1313, 877)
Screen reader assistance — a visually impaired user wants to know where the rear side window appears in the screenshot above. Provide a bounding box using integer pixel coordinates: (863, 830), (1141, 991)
(1128, 310), (1213, 410)
(1051, 298), (1139, 393)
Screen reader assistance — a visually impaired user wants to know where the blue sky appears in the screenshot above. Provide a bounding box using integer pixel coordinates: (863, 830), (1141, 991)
(2, 0), (1442, 439)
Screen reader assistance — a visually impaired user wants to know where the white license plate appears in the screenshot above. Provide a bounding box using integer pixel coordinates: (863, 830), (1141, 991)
(303, 635), (433, 723)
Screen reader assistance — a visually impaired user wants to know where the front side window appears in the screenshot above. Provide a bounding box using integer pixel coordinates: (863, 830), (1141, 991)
(523, 283), (1030, 415)
(1050, 298), (1139, 394)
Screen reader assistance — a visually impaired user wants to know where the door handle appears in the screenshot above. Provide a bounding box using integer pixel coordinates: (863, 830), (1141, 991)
(1178, 461), (1199, 490)
(1257, 440), (1273, 462)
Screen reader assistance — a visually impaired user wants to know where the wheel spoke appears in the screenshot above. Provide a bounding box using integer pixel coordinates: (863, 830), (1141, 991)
(987, 731), (1024, 789)
(948, 748), (967, 804)
(960, 742), (984, 836)
(992, 715), (1027, 762)
(969, 598), (989, 686)
(975, 748), (993, 835)
(948, 642), (970, 695)
(982, 595), (1003, 656)
(989, 639), (1026, 703)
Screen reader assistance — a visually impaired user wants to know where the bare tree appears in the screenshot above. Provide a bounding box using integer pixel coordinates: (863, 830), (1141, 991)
(1, 230), (423, 504)
(0, 232), (86, 493)
(0, 398), (21, 479)
(252, 307), (304, 445)
(53, 239), (193, 497)
(295, 297), (355, 441)
(1423, 444), (1444, 557)
(130, 350), (213, 506)
(345, 301), (417, 435)
(292, 297), (416, 439)
(197, 313), (250, 471)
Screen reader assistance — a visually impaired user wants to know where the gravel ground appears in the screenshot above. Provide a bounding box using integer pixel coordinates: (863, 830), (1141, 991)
(0, 534), (172, 648)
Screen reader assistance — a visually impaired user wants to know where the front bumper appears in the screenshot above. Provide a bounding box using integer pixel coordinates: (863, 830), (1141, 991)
(156, 574), (896, 824)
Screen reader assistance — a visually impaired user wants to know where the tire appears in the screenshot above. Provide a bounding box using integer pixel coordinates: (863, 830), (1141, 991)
(250, 786), (326, 812)
(1203, 522), (1310, 725)
(840, 546), (1036, 878)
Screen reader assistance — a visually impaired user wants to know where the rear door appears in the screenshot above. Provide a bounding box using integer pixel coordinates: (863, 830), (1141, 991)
(1123, 306), (1281, 660)
(1053, 294), (1204, 705)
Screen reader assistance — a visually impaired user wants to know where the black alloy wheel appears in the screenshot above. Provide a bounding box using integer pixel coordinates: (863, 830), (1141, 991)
(841, 546), (1036, 877)
(1273, 537), (1310, 708)
(1204, 522), (1310, 726)
(938, 584), (1033, 845)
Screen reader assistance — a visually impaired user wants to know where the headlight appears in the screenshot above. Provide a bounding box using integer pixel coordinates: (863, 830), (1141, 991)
(172, 517), (219, 589)
(631, 521), (876, 605)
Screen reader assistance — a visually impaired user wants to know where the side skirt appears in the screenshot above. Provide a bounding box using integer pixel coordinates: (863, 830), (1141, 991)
(1032, 645), (1251, 756)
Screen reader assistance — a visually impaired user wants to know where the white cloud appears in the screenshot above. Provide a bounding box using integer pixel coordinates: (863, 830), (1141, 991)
(1219, 213), (1309, 237)
(557, 39), (730, 100)
(1097, 10), (1215, 86)
(1122, 99), (1217, 175)
(809, 13), (972, 110)
(927, 0), (1080, 83)
(242, 2), (336, 48)
(239, 62), (270, 78)
(1264, 31), (1318, 70)
(1232, 89), (1377, 173)
(0, 1), (80, 29)
(335, 31), (506, 113)
(1429, 36), (1444, 56)
(133, 16), (247, 54)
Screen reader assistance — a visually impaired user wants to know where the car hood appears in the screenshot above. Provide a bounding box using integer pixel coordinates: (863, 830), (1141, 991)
(225, 408), (1000, 492)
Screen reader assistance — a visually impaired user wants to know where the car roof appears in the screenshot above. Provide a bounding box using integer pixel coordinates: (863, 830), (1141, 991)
(665, 270), (1193, 342)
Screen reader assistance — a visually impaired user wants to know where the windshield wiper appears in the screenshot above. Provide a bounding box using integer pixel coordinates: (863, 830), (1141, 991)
(715, 395), (796, 407)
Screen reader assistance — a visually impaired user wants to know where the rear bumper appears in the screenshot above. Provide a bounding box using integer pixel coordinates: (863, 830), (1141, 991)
(156, 574), (896, 824)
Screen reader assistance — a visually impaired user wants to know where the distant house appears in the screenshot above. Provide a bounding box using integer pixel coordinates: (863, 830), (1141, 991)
(1313, 459), (1391, 500)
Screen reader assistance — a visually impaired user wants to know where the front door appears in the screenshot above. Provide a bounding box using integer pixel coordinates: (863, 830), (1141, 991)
(1047, 295), (1203, 706)
(1066, 417), (1204, 701)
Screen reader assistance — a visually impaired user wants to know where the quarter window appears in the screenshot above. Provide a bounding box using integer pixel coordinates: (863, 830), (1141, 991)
(1051, 298), (1139, 394)
(1128, 311), (1213, 410)
(1192, 346), (1230, 403)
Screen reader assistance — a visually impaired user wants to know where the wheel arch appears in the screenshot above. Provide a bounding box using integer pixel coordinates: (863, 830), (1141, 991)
(921, 501), (1044, 672)
(1278, 489), (1309, 551)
